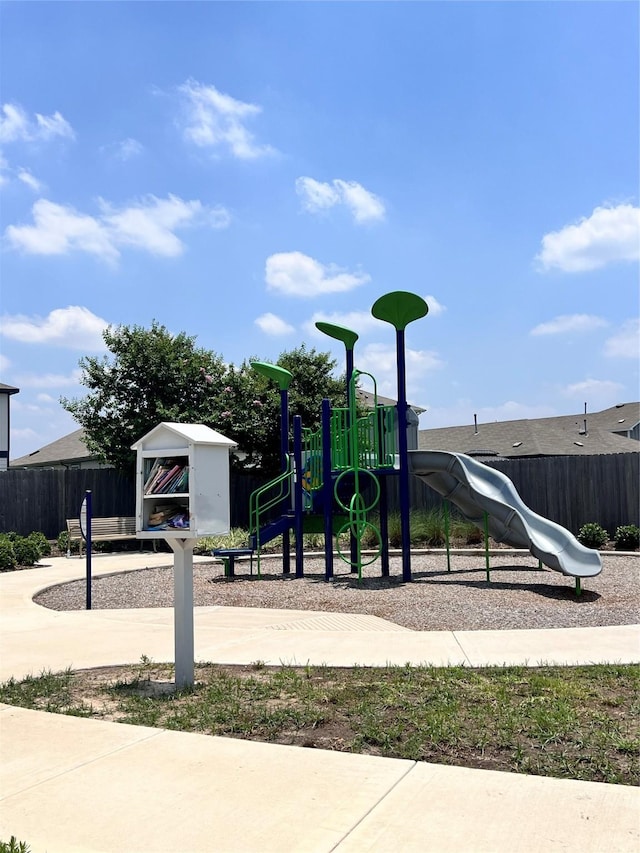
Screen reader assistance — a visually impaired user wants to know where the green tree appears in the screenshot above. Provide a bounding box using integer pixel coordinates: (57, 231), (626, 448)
(61, 322), (226, 471)
(220, 345), (346, 475)
(62, 326), (346, 475)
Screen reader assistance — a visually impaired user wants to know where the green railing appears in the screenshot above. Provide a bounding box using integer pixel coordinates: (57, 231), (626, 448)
(248, 456), (293, 574)
(330, 404), (396, 471)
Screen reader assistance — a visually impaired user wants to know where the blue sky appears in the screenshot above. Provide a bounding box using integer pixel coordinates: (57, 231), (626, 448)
(1, 1), (638, 461)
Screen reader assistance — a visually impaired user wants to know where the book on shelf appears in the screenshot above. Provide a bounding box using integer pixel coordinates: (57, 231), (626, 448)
(144, 459), (188, 495)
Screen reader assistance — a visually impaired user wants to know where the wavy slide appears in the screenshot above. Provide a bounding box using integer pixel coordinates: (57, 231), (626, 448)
(408, 450), (602, 578)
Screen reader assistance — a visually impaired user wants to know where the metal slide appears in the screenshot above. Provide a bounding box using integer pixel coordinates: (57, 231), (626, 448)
(408, 450), (602, 578)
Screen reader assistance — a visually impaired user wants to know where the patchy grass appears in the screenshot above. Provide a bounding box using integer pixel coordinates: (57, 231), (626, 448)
(2, 661), (638, 786)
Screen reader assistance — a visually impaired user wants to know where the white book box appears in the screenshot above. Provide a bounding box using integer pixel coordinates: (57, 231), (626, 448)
(132, 422), (237, 540)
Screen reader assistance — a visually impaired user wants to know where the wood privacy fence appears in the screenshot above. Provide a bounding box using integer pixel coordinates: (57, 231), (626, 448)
(390, 453), (639, 536)
(0, 453), (637, 539)
(0, 468), (269, 539)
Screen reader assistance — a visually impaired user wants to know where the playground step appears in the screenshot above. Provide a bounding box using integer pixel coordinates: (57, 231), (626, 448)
(212, 547), (254, 577)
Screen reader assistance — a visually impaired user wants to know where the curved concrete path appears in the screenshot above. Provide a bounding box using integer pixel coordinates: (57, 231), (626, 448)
(1, 554), (639, 852)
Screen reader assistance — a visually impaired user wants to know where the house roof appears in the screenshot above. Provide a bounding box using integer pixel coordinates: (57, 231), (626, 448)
(356, 388), (426, 414)
(0, 384), (19, 395)
(13, 402), (639, 467)
(418, 402), (640, 458)
(10, 428), (98, 467)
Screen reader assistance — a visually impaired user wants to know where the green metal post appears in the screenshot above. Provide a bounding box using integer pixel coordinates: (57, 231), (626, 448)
(483, 511), (490, 582)
(575, 577), (582, 597)
(444, 500), (451, 572)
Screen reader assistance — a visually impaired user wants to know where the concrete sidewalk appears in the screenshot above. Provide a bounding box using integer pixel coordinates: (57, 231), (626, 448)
(1, 555), (639, 852)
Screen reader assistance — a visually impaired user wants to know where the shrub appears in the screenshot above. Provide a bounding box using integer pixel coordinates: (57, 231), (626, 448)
(0, 537), (17, 570)
(577, 522), (608, 549)
(450, 517), (484, 545)
(194, 528), (250, 555)
(27, 531), (51, 558)
(57, 530), (80, 555)
(614, 525), (639, 551)
(12, 536), (42, 566)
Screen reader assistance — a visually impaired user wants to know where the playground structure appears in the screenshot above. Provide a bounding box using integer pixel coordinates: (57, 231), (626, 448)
(222, 291), (602, 592)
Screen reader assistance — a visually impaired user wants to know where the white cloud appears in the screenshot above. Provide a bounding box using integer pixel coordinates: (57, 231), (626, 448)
(254, 313), (295, 336)
(563, 378), (624, 398)
(17, 168), (44, 192)
(295, 177), (339, 211)
(35, 111), (75, 141)
(115, 138), (143, 160)
(6, 199), (116, 260)
(333, 180), (385, 223)
(0, 306), (108, 350)
(36, 393), (56, 403)
(603, 319), (640, 359)
(177, 79), (274, 159)
(5, 194), (230, 262)
(0, 353), (10, 372)
(536, 203), (640, 272)
(265, 251), (370, 297)
(296, 176), (385, 223)
(357, 341), (443, 400)
(100, 137), (144, 161)
(424, 295), (446, 316)
(0, 102), (75, 143)
(100, 194), (228, 257)
(530, 314), (608, 336)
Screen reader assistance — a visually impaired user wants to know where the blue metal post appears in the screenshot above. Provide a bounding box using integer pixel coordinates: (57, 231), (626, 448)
(293, 415), (304, 577)
(85, 490), (92, 610)
(396, 329), (412, 582)
(321, 398), (334, 580)
(280, 387), (291, 574)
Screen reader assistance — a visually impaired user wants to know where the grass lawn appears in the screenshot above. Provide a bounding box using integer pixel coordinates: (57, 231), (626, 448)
(1, 660), (638, 786)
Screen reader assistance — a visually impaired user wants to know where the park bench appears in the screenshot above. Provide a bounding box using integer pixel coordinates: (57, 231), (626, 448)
(212, 547), (255, 577)
(66, 516), (143, 557)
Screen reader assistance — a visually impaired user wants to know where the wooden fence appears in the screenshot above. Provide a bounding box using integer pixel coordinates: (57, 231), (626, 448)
(0, 453), (637, 539)
(387, 453), (639, 536)
(0, 468), (268, 539)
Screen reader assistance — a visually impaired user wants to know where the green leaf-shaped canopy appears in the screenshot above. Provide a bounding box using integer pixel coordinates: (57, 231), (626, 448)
(315, 322), (359, 350)
(371, 292), (429, 331)
(250, 361), (293, 391)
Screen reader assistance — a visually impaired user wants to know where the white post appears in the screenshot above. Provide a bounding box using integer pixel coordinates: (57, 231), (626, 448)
(168, 538), (194, 688)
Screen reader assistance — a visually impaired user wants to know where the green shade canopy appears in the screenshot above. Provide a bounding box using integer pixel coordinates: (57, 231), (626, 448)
(250, 361), (293, 390)
(315, 322), (359, 350)
(371, 291), (429, 331)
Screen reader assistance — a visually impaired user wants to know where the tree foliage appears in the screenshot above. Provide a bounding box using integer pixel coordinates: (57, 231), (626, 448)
(62, 324), (346, 475)
(61, 322), (227, 471)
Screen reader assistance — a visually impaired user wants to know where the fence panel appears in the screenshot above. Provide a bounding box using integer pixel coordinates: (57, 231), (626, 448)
(1, 453), (637, 539)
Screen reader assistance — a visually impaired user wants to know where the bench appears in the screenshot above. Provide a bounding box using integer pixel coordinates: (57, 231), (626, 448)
(212, 547), (254, 577)
(66, 516), (144, 557)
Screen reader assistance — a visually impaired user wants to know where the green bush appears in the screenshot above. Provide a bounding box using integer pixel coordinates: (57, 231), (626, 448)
(0, 837), (31, 853)
(57, 530), (81, 555)
(613, 525), (639, 551)
(194, 528), (250, 555)
(577, 522), (608, 549)
(12, 536), (42, 566)
(27, 531), (51, 558)
(0, 537), (17, 570)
